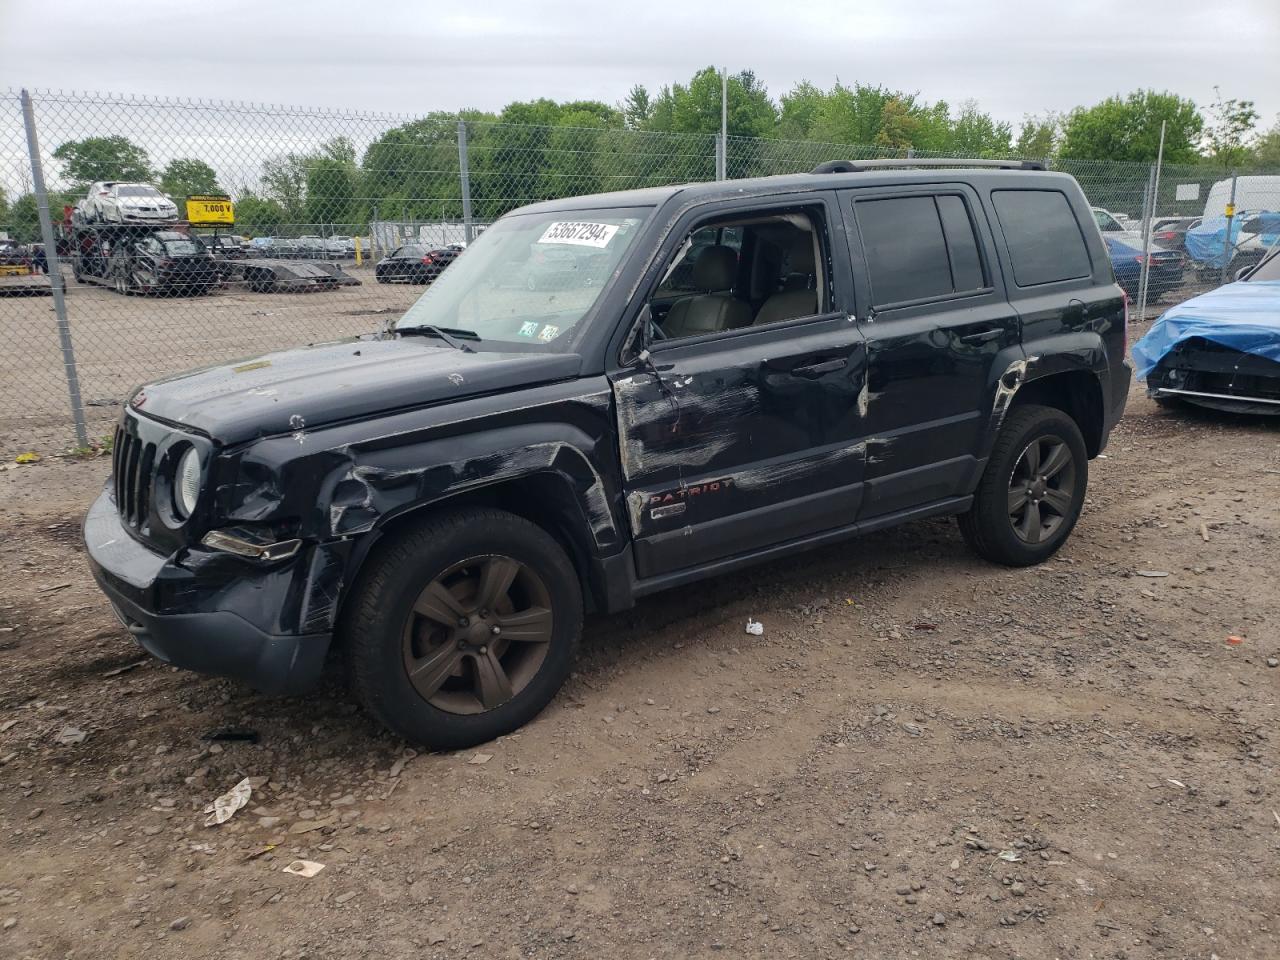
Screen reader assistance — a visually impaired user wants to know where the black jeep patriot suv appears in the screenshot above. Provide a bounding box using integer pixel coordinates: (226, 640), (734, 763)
(86, 159), (1130, 748)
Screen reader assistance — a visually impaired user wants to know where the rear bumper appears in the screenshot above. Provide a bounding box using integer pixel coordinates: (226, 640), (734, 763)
(1105, 357), (1133, 442)
(84, 488), (333, 694)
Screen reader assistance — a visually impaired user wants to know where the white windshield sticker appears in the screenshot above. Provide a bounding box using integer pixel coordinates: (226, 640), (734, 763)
(537, 221), (619, 248)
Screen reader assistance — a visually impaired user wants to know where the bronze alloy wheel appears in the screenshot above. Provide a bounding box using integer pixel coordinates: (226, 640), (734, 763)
(1007, 434), (1077, 545)
(401, 555), (554, 715)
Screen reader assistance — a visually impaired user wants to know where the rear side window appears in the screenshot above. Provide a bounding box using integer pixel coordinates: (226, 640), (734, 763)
(855, 195), (988, 307)
(993, 190), (1092, 287)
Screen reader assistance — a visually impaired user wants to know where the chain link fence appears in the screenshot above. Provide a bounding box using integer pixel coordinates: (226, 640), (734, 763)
(3, 88), (1279, 451)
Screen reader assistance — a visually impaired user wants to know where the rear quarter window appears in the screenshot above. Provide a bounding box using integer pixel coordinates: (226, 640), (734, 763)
(993, 189), (1093, 287)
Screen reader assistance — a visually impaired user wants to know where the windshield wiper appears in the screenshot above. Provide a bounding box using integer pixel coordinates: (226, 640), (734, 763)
(398, 325), (479, 353)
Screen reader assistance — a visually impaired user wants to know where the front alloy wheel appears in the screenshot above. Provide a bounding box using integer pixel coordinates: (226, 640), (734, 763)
(345, 508), (582, 749)
(402, 556), (554, 715)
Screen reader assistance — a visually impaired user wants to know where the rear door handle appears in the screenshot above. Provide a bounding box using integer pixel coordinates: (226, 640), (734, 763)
(791, 357), (847, 378)
(959, 328), (1002, 345)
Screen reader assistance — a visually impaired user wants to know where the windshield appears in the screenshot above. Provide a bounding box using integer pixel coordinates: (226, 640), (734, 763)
(162, 238), (203, 256)
(1246, 248), (1280, 281)
(397, 208), (648, 347)
(1092, 210), (1124, 232)
(117, 185), (159, 197)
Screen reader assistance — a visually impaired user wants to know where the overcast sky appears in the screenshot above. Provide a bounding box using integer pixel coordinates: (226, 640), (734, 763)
(3, 0), (1279, 128)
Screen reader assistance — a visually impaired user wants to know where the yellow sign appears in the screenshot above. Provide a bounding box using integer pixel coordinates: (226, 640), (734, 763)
(1225, 203), (1236, 218)
(186, 195), (235, 226)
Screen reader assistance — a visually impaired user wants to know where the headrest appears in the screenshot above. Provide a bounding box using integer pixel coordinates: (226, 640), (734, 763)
(788, 233), (815, 274)
(691, 244), (737, 291)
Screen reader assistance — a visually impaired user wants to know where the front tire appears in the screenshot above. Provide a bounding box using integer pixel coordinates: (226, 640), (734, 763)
(344, 508), (583, 749)
(959, 404), (1088, 566)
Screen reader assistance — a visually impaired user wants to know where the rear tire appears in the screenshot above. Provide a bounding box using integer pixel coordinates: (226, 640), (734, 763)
(959, 404), (1088, 567)
(344, 508), (583, 750)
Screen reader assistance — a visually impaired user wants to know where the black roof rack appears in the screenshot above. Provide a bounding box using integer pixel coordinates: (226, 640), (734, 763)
(811, 158), (1046, 174)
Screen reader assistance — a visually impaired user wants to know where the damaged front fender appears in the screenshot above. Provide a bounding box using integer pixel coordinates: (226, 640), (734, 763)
(207, 383), (625, 626)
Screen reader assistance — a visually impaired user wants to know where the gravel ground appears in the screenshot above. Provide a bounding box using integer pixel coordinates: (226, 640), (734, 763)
(1, 379), (1278, 959)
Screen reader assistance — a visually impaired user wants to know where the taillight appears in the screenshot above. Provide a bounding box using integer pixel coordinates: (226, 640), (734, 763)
(1134, 255), (1145, 265)
(1156, 231), (1175, 240)
(421, 255), (434, 264)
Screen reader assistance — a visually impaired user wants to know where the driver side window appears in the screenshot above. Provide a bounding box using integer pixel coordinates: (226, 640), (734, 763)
(648, 208), (829, 343)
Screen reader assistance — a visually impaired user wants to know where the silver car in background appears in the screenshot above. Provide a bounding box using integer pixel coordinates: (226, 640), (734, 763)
(79, 182), (179, 224)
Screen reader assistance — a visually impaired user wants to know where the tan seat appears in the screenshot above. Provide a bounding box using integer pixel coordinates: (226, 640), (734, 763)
(663, 245), (751, 338)
(754, 235), (819, 326)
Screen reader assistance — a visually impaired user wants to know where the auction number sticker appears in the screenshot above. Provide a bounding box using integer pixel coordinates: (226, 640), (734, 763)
(518, 321), (539, 337)
(537, 221), (619, 248)
(537, 324), (560, 342)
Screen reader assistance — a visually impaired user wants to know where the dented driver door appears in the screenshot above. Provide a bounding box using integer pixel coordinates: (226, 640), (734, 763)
(613, 315), (869, 580)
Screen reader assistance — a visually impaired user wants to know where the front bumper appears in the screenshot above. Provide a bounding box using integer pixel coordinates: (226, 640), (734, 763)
(84, 488), (336, 694)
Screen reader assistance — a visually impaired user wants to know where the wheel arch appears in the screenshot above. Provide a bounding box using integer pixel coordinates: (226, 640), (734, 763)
(1011, 369), (1106, 457)
(337, 469), (616, 627)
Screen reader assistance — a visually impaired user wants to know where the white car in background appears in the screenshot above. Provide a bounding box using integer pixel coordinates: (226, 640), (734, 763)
(78, 182), (179, 225)
(1091, 207), (1145, 242)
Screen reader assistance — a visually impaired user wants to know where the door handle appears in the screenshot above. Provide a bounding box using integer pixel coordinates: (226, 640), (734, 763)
(959, 328), (1002, 345)
(791, 357), (847, 378)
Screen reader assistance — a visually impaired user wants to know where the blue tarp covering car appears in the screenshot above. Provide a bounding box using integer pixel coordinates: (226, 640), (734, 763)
(1133, 248), (1280, 412)
(1184, 212), (1280, 270)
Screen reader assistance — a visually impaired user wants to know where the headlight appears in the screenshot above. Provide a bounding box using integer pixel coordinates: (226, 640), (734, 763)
(175, 447), (201, 519)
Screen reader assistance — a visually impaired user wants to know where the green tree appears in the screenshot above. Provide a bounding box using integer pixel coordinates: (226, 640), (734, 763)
(777, 81), (824, 140)
(1059, 90), (1203, 163)
(874, 97), (921, 150)
(1202, 88), (1260, 167)
(947, 101), (1012, 157)
(801, 82), (950, 154)
(1254, 117), (1280, 167)
(1014, 115), (1060, 160)
(259, 152), (307, 225)
(232, 190), (287, 237)
(362, 111), (473, 221)
(304, 138), (360, 228)
(0, 186), (9, 230)
(158, 158), (222, 198)
(52, 135), (153, 185)
(647, 67), (777, 138)
(621, 85), (654, 130)
(6, 190), (79, 241)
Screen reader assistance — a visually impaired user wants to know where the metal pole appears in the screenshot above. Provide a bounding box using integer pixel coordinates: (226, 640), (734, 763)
(458, 119), (474, 244)
(1135, 164), (1156, 319)
(1137, 120), (1166, 321)
(21, 89), (88, 448)
(717, 68), (728, 181)
(1220, 174), (1238, 285)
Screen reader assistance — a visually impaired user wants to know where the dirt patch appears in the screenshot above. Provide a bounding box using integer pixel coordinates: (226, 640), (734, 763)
(0, 384), (1278, 960)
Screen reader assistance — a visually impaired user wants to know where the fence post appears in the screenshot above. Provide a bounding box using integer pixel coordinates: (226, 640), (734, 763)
(458, 119), (474, 244)
(1136, 163), (1157, 319)
(1219, 174), (1238, 285)
(20, 89), (88, 448)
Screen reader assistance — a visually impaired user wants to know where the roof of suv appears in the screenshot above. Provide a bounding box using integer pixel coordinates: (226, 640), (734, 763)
(515, 163), (1072, 215)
